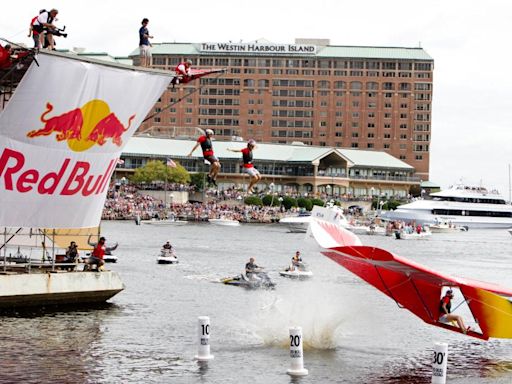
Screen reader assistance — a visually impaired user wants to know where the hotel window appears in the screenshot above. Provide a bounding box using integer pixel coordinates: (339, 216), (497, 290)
(400, 144), (407, 149)
(398, 62), (413, 70)
(336, 101), (344, 107)
(368, 132), (375, 138)
(320, 111), (327, 117)
(399, 83), (411, 91)
(351, 122), (359, 128)
(384, 103), (392, 108)
(287, 60), (300, 68)
(366, 82), (379, 90)
(351, 143), (359, 148)
(302, 60), (315, 68)
(185, 108), (193, 114)
(216, 58), (229, 66)
(352, 132), (359, 138)
(366, 61), (380, 69)
(153, 116), (160, 122)
(244, 59), (257, 66)
(384, 143), (390, 149)
(350, 61), (364, 69)
(383, 82), (394, 90)
(400, 93), (409, 98)
(368, 123), (375, 128)
(367, 92), (377, 98)
(320, 121), (327, 127)
(400, 154), (406, 159)
(199, 58), (214, 66)
(351, 92), (361, 97)
(318, 60), (331, 68)
(400, 134), (407, 139)
(368, 71), (379, 77)
(367, 143), (374, 148)
(384, 133), (391, 138)
(352, 101), (360, 108)
(350, 71), (363, 76)
(335, 121), (343, 127)
(415, 155), (423, 160)
(352, 112), (360, 118)
(384, 113), (391, 118)
(335, 131), (343, 137)
(318, 70), (330, 75)
(368, 102), (376, 108)
(170, 117), (176, 123)
(384, 124), (391, 129)
(152, 57), (166, 65)
(185, 118), (192, 124)
(368, 112), (375, 118)
(350, 81), (362, 90)
(400, 103), (408, 108)
(415, 63), (432, 71)
(334, 81), (346, 89)
(384, 92), (393, 98)
(400, 124), (407, 129)
(415, 83), (432, 91)
(400, 113), (407, 119)
(231, 59), (242, 66)
(318, 80), (330, 89)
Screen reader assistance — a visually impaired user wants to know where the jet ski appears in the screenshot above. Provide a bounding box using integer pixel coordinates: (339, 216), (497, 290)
(279, 262), (313, 279)
(221, 270), (275, 289)
(157, 248), (179, 264)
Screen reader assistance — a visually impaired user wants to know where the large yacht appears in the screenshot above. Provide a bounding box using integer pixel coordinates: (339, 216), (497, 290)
(382, 184), (512, 229)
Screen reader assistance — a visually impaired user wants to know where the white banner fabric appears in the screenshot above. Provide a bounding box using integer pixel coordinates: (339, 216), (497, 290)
(0, 53), (170, 228)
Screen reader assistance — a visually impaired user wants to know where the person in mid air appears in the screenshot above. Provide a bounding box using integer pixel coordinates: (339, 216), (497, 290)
(188, 129), (220, 187)
(228, 139), (261, 194)
(439, 289), (470, 334)
(171, 59), (193, 86)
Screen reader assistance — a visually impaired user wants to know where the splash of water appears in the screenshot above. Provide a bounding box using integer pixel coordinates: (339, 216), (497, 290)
(245, 282), (365, 350)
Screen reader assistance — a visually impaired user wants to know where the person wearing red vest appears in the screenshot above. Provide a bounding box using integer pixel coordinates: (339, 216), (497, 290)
(87, 236), (106, 270)
(228, 139), (261, 194)
(188, 129), (221, 187)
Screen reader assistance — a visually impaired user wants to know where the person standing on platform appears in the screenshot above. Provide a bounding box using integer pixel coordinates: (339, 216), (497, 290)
(139, 18), (153, 67)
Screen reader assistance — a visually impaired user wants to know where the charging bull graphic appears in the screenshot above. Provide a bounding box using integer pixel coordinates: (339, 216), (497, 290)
(26, 99), (135, 152)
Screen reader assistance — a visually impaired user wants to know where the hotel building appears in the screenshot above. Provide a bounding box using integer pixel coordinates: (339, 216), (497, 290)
(131, 38), (434, 182)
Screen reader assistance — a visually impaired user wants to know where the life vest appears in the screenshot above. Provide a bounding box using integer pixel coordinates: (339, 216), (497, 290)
(92, 243), (105, 259)
(241, 147), (253, 168)
(439, 296), (451, 314)
(199, 135), (213, 156)
(32, 11), (54, 32)
(0, 45), (11, 70)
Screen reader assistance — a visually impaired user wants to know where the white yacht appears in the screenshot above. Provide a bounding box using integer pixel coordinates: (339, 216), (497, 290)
(382, 184), (512, 229)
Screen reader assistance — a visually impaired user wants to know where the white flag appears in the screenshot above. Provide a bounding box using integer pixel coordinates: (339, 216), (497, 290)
(0, 53), (170, 228)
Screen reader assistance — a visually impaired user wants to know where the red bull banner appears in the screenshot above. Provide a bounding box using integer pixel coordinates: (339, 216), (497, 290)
(0, 52), (170, 228)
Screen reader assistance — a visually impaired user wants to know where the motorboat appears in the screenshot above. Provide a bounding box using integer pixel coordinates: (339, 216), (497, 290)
(346, 224), (386, 236)
(429, 221), (468, 233)
(142, 217), (188, 226)
(279, 262), (313, 279)
(208, 218), (240, 226)
(103, 253), (118, 263)
(221, 271), (275, 289)
(157, 248), (179, 264)
(381, 184), (512, 229)
(394, 229), (432, 240)
(279, 204), (349, 233)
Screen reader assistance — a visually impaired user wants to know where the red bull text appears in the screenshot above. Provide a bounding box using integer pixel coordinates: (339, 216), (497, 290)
(0, 148), (116, 196)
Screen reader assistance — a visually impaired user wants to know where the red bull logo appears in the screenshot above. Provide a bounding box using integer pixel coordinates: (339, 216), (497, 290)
(0, 148), (116, 196)
(26, 99), (135, 152)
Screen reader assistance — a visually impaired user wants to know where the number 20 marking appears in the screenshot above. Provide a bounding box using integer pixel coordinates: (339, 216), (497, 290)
(290, 335), (301, 347)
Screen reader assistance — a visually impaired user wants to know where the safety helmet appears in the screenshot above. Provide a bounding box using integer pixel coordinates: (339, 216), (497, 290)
(446, 289), (454, 296)
(248, 139), (256, 146)
(205, 129), (214, 135)
(185, 59), (192, 65)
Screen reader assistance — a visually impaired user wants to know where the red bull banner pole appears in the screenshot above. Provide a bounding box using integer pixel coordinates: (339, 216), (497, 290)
(0, 52), (171, 228)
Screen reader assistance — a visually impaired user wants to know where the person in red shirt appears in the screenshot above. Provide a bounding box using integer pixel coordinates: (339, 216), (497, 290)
(188, 129), (221, 187)
(228, 139), (261, 194)
(86, 236), (106, 271)
(439, 289), (470, 334)
(171, 59), (193, 86)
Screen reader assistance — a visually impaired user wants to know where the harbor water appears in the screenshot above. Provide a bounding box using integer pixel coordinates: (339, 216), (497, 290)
(0, 221), (511, 383)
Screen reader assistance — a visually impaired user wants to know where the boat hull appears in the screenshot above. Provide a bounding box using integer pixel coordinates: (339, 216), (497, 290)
(208, 219), (240, 226)
(0, 271), (124, 309)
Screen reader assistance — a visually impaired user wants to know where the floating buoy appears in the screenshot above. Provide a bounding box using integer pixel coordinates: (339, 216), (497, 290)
(432, 342), (448, 384)
(286, 326), (308, 376)
(194, 316), (214, 361)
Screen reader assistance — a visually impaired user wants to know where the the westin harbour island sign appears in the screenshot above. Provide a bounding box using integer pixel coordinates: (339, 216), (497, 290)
(200, 42), (317, 54)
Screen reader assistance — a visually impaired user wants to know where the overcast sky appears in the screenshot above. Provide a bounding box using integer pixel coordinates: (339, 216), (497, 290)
(2, 1), (512, 198)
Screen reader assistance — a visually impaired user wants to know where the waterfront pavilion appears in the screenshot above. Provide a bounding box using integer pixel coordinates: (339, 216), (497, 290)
(118, 136), (417, 198)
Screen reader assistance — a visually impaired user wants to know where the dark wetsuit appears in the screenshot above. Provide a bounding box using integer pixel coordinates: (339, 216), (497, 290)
(245, 261), (258, 276)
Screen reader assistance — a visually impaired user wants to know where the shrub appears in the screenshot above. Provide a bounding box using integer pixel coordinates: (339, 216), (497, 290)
(310, 198), (325, 207)
(297, 197), (313, 211)
(244, 196), (263, 206)
(281, 196), (297, 210)
(262, 194), (279, 206)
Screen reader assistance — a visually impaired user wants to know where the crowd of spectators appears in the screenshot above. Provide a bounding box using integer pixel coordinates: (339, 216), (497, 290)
(102, 185), (284, 223)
